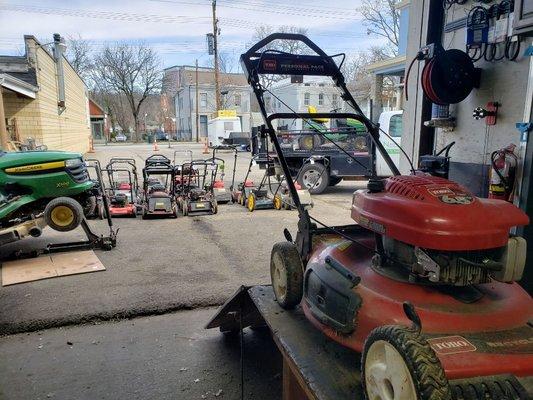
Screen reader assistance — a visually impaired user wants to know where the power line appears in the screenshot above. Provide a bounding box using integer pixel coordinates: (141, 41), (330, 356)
(150, 0), (360, 20)
(0, 3), (212, 24)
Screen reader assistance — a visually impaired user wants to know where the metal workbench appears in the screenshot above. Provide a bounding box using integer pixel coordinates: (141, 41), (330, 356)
(206, 285), (362, 400)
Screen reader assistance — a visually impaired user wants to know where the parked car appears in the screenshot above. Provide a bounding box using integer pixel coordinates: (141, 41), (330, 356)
(154, 132), (169, 141)
(115, 133), (127, 142)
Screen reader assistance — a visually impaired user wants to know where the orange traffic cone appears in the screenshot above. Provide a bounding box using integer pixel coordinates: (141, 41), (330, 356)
(202, 137), (209, 154)
(153, 136), (159, 152)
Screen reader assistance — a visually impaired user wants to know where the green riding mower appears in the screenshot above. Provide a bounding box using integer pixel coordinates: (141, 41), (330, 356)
(0, 150), (116, 256)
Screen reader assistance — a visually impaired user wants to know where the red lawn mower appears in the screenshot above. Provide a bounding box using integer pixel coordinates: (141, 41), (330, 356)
(105, 158), (140, 218)
(242, 34), (533, 398)
(141, 155), (178, 219)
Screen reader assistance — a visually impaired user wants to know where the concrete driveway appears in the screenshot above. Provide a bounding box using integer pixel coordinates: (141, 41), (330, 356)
(0, 143), (363, 335)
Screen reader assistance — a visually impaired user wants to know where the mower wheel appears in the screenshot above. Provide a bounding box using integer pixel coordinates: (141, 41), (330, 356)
(298, 162), (329, 194)
(182, 200), (189, 216)
(362, 325), (452, 400)
(270, 241), (304, 309)
(44, 197), (84, 232)
(212, 200), (218, 214)
(273, 194), (282, 210)
(247, 193), (256, 212)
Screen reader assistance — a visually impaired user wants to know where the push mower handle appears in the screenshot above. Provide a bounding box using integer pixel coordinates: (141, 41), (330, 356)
(244, 33), (329, 58)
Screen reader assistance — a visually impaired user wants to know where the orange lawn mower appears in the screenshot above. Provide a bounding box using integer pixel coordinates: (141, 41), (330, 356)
(241, 33), (533, 398)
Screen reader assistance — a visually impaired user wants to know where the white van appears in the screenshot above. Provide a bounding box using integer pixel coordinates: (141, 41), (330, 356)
(208, 116), (247, 148)
(375, 110), (403, 176)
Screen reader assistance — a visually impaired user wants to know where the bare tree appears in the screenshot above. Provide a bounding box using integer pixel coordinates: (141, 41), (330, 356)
(93, 42), (162, 141)
(343, 46), (397, 106)
(65, 35), (92, 80)
(358, 0), (400, 55)
(247, 25), (310, 87)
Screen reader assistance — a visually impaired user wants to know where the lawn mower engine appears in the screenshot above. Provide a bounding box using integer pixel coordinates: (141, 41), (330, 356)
(352, 175), (528, 286)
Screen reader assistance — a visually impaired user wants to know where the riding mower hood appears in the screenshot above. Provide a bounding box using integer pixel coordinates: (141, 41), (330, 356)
(0, 150), (116, 254)
(237, 33), (533, 398)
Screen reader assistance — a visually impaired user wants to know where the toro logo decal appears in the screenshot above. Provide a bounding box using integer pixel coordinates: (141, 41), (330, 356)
(427, 336), (477, 355)
(262, 59), (277, 71)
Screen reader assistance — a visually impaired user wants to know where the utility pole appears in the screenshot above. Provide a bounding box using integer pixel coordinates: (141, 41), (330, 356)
(195, 59), (200, 143)
(212, 0), (221, 112)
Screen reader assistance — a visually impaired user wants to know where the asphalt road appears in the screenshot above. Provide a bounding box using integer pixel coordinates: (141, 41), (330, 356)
(0, 143), (367, 400)
(0, 308), (282, 400)
(0, 143), (363, 335)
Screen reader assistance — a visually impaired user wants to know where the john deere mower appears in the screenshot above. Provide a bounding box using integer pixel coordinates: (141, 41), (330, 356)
(0, 150), (116, 253)
(241, 34), (533, 399)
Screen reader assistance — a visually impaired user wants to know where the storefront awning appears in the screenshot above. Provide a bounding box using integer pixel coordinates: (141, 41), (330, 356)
(0, 73), (38, 99)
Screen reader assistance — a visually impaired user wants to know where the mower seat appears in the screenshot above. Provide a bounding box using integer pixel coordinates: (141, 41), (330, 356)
(118, 183), (131, 190)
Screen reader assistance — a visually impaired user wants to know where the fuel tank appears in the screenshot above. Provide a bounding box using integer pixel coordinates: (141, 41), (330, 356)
(351, 175), (529, 251)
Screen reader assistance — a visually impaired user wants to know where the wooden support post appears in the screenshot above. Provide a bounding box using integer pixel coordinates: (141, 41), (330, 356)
(0, 86), (9, 151)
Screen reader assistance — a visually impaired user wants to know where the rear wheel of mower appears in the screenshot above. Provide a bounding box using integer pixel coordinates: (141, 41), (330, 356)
(298, 162), (329, 194)
(182, 199), (189, 216)
(44, 197), (84, 232)
(273, 194), (282, 210)
(270, 242), (304, 309)
(362, 325), (452, 400)
(247, 193), (256, 212)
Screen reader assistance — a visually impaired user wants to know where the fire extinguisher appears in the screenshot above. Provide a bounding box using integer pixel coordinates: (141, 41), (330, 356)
(489, 143), (517, 201)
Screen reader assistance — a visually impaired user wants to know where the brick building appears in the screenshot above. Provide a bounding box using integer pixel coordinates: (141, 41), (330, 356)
(0, 35), (91, 153)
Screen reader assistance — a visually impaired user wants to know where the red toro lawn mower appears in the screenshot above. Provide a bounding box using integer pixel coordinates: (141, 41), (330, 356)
(241, 33), (533, 398)
(209, 146), (238, 204)
(105, 158), (141, 218)
(176, 159), (218, 216)
(141, 155), (178, 219)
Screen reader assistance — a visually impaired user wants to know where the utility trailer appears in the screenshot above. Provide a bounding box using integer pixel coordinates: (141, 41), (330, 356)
(254, 119), (375, 194)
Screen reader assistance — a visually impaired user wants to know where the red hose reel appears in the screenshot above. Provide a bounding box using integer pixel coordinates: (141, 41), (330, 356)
(407, 44), (481, 105)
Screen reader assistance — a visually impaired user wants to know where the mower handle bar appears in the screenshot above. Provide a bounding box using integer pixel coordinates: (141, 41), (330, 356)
(244, 32), (330, 61)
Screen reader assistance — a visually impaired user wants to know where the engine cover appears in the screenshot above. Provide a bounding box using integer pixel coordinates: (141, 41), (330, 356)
(351, 175), (529, 251)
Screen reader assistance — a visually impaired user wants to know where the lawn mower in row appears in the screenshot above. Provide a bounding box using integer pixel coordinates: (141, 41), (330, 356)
(141, 155), (178, 219)
(176, 159), (218, 216)
(209, 146), (238, 204)
(240, 33), (533, 398)
(0, 150), (116, 255)
(84, 159), (107, 220)
(105, 158), (141, 218)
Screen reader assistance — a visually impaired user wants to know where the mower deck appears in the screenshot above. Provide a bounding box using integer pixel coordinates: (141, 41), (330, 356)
(207, 286), (533, 399)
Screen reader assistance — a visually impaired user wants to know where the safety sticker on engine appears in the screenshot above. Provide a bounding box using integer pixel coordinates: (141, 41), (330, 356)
(427, 336), (477, 355)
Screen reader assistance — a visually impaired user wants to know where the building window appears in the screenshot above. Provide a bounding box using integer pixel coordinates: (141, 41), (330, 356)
(332, 94), (338, 109)
(234, 94), (241, 107)
(265, 96), (271, 111)
(200, 93), (207, 108)
(304, 93), (310, 106)
(318, 93), (324, 106)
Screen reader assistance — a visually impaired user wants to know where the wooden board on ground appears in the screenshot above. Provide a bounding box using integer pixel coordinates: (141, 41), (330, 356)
(1, 250), (105, 286)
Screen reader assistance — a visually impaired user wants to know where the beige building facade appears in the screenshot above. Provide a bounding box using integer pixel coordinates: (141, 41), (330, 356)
(0, 35), (90, 153)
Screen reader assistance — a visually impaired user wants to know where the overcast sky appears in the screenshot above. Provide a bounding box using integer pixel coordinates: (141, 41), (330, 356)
(0, 0), (382, 70)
